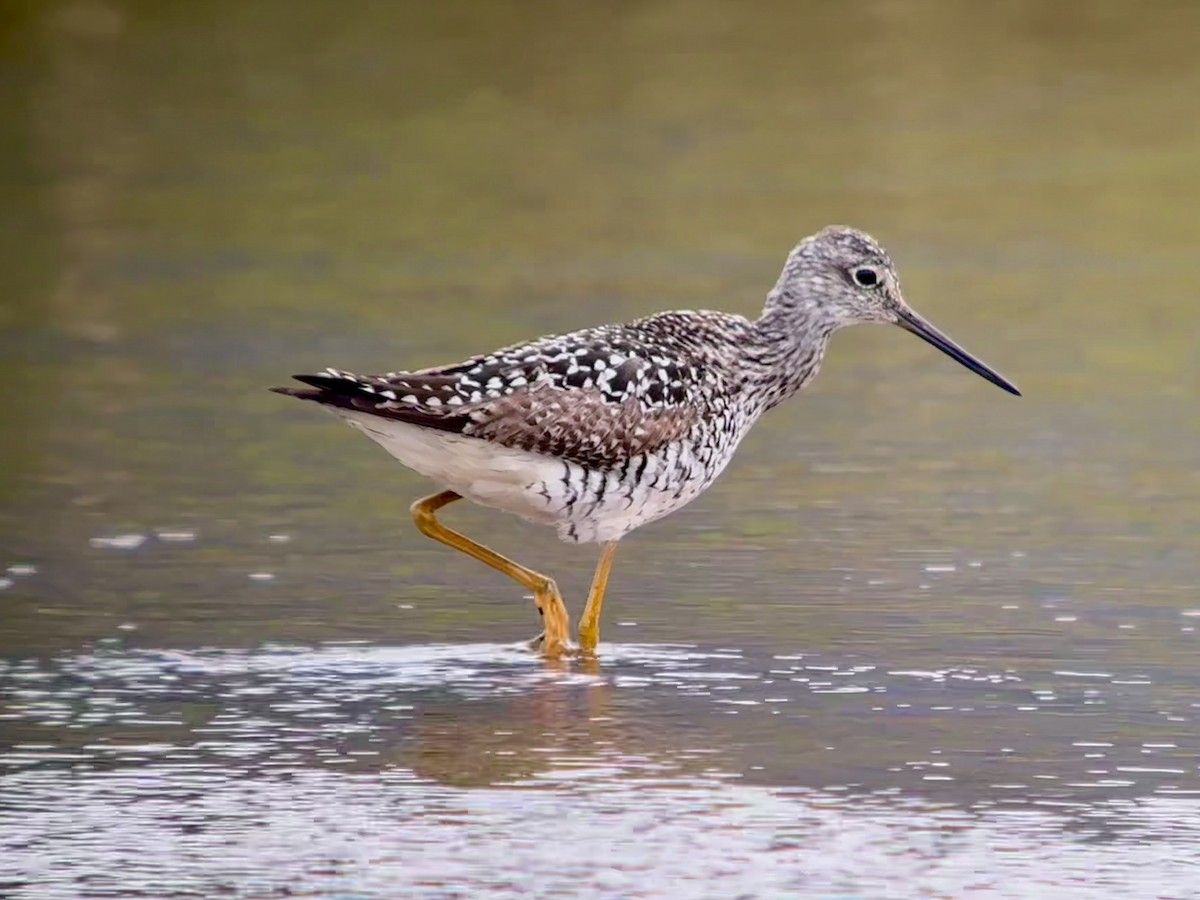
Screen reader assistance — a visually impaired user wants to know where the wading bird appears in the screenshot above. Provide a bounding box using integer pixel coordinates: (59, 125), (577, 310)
(273, 226), (1019, 655)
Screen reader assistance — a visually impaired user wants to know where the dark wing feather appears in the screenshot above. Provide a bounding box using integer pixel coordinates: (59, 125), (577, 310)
(271, 371), (471, 435)
(462, 383), (697, 468)
(273, 310), (751, 467)
(273, 371), (699, 468)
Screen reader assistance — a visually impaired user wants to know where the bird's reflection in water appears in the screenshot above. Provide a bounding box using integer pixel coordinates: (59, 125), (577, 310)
(407, 652), (616, 788)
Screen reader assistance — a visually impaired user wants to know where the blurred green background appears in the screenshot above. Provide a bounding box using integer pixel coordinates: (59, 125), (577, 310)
(3, 2), (1200, 896)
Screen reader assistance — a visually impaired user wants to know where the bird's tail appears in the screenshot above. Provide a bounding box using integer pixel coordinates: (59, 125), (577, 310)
(270, 372), (379, 409)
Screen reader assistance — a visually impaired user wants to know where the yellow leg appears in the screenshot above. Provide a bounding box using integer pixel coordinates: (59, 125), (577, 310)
(409, 490), (571, 656)
(577, 541), (619, 652)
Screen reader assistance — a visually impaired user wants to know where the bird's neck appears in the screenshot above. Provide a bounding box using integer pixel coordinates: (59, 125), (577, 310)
(746, 291), (837, 411)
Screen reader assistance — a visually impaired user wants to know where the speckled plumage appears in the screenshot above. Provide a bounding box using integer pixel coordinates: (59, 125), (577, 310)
(277, 310), (766, 543)
(274, 226), (1018, 545)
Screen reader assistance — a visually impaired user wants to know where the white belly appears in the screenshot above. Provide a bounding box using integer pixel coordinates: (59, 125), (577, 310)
(334, 409), (751, 545)
(336, 411), (567, 529)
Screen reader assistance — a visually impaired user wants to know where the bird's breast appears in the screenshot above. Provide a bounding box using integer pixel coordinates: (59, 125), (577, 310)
(547, 408), (756, 544)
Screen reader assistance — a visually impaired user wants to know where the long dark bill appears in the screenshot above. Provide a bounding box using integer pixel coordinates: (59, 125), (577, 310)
(895, 308), (1021, 396)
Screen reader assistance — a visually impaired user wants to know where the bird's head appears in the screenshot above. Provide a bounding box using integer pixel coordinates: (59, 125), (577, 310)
(769, 225), (1020, 396)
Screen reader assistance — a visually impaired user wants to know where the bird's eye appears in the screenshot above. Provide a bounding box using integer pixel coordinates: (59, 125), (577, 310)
(851, 267), (880, 288)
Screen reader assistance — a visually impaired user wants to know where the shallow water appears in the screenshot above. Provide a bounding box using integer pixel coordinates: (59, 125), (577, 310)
(5, 641), (1200, 897)
(3, 2), (1200, 897)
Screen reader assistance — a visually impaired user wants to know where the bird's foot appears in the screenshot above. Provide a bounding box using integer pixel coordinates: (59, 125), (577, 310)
(531, 578), (571, 657)
(577, 622), (600, 654)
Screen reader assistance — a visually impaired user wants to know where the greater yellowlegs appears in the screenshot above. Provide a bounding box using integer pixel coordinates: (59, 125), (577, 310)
(273, 226), (1019, 655)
